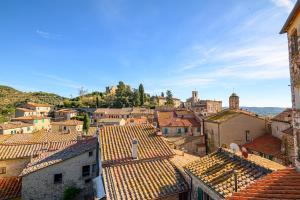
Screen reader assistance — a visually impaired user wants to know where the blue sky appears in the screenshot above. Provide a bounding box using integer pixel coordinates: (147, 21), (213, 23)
(0, 0), (296, 107)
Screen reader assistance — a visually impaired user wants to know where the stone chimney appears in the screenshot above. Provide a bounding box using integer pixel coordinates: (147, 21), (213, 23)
(132, 139), (138, 159)
(229, 93), (239, 110)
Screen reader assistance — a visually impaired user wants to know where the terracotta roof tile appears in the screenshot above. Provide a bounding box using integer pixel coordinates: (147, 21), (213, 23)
(26, 102), (50, 107)
(51, 120), (83, 126)
(0, 122), (32, 130)
(103, 159), (188, 200)
(21, 137), (97, 176)
(272, 108), (292, 123)
(100, 125), (174, 165)
(157, 111), (200, 127)
(0, 177), (21, 200)
(12, 115), (50, 121)
(243, 134), (282, 156)
(55, 109), (77, 113)
(184, 148), (285, 198)
(228, 168), (300, 200)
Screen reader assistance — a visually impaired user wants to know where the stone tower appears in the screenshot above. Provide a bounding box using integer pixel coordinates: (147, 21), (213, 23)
(192, 91), (199, 103)
(229, 93), (239, 110)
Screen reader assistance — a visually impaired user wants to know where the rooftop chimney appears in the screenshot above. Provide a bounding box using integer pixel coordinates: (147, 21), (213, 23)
(132, 139), (138, 159)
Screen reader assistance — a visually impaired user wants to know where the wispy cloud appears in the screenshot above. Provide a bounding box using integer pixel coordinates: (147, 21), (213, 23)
(36, 29), (61, 39)
(34, 73), (83, 89)
(270, 0), (295, 12)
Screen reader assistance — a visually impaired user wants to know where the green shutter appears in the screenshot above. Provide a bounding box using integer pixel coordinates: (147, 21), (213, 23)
(198, 188), (203, 200)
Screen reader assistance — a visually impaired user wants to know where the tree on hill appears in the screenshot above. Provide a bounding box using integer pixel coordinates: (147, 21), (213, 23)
(166, 90), (174, 106)
(132, 89), (140, 107)
(161, 92), (164, 97)
(138, 84), (145, 106)
(83, 113), (90, 134)
(114, 81), (133, 108)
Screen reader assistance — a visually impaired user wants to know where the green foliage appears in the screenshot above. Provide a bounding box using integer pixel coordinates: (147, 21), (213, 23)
(83, 113), (90, 133)
(138, 84), (144, 106)
(166, 90), (174, 106)
(133, 89), (141, 107)
(161, 92), (164, 97)
(63, 186), (81, 200)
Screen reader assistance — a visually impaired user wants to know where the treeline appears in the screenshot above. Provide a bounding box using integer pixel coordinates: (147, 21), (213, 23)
(62, 81), (174, 109)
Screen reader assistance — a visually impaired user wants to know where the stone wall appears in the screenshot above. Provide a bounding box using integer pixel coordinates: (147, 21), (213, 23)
(0, 158), (30, 178)
(22, 149), (97, 200)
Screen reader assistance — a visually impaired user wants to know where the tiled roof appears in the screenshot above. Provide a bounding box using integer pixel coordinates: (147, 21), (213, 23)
(170, 150), (200, 170)
(12, 115), (50, 121)
(228, 168), (300, 200)
(0, 122), (32, 130)
(94, 108), (131, 115)
(272, 108), (292, 123)
(0, 130), (85, 144)
(99, 125), (174, 165)
(184, 148), (284, 198)
(0, 141), (76, 160)
(157, 111), (200, 127)
(102, 159), (188, 200)
(243, 134), (282, 156)
(26, 102), (50, 107)
(21, 137), (97, 176)
(51, 120), (83, 126)
(16, 107), (35, 112)
(206, 109), (261, 123)
(55, 109), (77, 113)
(97, 118), (124, 123)
(0, 177), (21, 200)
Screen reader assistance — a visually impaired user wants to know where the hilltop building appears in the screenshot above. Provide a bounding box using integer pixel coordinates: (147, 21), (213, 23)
(105, 86), (117, 95)
(157, 96), (182, 108)
(16, 102), (51, 118)
(204, 93), (267, 152)
(185, 91), (222, 116)
(51, 120), (83, 133)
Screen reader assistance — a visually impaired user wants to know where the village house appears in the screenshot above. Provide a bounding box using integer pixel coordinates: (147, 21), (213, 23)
(15, 107), (37, 118)
(51, 120), (83, 133)
(205, 93), (267, 152)
(19, 102), (52, 117)
(54, 108), (77, 121)
(11, 116), (51, 131)
(99, 125), (189, 200)
(21, 137), (98, 200)
(184, 148), (285, 200)
(0, 121), (34, 135)
(157, 96), (182, 108)
(185, 91), (222, 116)
(156, 109), (206, 156)
(271, 108), (293, 139)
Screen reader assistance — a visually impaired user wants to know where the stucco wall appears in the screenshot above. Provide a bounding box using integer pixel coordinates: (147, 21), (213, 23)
(162, 126), (201, 137)
(204, 122), (219, 152)
(220, 114), (266, 146)
(271, 121), (291, 139)
(22, 149), (97, 200)
(0, 158), (30, 177)
(0, 126), (34, 135)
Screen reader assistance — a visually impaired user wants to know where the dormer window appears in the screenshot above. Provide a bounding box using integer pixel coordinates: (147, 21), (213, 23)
(291, 30), (298, 57)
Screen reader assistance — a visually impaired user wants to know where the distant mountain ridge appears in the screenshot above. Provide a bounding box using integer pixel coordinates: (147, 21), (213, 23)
(240, 107), (287, 116)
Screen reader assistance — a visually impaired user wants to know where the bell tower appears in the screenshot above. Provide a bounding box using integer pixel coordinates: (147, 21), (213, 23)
(229, 93), (239, 110)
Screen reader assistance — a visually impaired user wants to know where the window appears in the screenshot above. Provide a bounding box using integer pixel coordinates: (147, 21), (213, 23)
(42, 118), (45, 123)
(245, 130), (250, 142)
(291, 31), (299, 56)
(163, 128), (168, 134)
(82, 165), (90, 177)
(27, 127), (30, 131)
(177, 128), (182, 134)
(184, 128), (188, 133)
(0, 167), (6, 174)
(34, 119), (38, 124)
(88, 151), (93, 157)
(54, 173), (62, 184)
(197, 127), (201, 132)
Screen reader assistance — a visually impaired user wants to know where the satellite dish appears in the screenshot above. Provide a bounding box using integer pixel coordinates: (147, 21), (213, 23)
(230, 143), (240, 154)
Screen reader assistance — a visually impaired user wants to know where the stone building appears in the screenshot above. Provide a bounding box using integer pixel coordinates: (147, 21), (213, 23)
(280, 0), (300, 171)
(185, 91), (222, 116)
(15, 107), (37, 118)
(229, 93), (239, 110)
(157, 96), (182, 108)
(204, 93), (267, 152)
(21, 137), (98, 200)
(20, 102), (51, 117)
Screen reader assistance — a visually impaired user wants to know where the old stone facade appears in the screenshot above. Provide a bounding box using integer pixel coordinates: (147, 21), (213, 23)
(22, 148), (97, 200)
(0, 158), (29, 178)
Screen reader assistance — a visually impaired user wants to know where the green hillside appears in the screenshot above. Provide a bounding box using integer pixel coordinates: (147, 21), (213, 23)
(0, 85), (66, 122)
